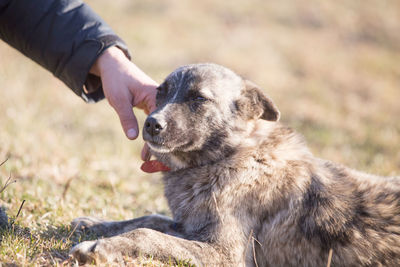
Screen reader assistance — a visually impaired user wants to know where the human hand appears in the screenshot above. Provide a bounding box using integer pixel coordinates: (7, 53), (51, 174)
(90, 46), (169, 172)
(90, 46), (157, 139)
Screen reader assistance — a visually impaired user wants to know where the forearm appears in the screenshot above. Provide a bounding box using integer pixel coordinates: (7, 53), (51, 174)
(0, 0), (129, 102)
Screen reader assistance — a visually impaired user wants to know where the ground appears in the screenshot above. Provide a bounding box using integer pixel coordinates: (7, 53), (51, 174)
(0, 0), (399, 265)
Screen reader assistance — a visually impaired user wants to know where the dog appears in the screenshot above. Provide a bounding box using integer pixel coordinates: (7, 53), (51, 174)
(71, 63), (400, 266)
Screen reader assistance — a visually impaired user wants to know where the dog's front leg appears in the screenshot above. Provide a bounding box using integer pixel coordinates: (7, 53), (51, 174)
(71, 228), (227, 266)
(71, 214), (178, 237)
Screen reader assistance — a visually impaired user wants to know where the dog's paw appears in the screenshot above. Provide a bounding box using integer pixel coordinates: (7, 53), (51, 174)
(70, 240), (98, 264)
(70, 240), (121, 264)
(71, 217), (109, 235)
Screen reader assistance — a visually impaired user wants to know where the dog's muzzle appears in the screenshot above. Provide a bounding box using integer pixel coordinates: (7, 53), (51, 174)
(144, 116), (165, 137)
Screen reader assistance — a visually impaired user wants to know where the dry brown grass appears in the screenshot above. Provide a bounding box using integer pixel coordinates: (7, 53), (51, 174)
(0, 0), (399, 265)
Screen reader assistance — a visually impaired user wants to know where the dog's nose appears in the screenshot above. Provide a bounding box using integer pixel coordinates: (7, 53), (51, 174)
(144, 117), (164, 136)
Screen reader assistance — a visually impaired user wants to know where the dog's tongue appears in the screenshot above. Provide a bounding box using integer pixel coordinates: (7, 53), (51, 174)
(141, 160), (171, 173)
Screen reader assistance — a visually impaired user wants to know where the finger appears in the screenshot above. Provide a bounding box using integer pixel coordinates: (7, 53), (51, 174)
(135, 102), (151, 115)
(135, 94), (157, 115)
(141, 143), (151, 161)
(114, 102), (139, 140)
(133, 86), (158, 115)
(147, 100), (157, 114)
(141, 160), (171, 173)
(147, 89), (158, 114)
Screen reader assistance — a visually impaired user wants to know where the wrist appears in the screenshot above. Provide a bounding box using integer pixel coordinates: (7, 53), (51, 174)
(90, 46), (128, 76)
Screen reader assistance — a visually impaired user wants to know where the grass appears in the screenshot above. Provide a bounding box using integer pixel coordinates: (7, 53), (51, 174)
(0, 0), (399, 265)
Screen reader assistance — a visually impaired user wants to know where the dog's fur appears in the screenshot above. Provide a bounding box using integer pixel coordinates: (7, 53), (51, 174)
(71, 63), (400, 266)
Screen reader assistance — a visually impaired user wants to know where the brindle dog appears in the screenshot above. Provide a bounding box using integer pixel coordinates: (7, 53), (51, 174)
(71, 64), (400, 266)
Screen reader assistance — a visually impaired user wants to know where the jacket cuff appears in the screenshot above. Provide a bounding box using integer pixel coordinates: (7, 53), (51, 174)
(60, 35), (131, 103)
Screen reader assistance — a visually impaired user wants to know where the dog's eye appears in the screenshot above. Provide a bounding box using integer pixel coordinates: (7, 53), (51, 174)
(189, 95), (208, 111)
(193, 96), (207, 102)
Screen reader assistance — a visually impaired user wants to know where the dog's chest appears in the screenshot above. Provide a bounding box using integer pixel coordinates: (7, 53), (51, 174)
(162, 161), (284, 234)
(163, 168), (223, 226)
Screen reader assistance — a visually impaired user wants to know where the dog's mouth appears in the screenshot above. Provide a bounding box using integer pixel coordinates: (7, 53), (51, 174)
(143, 125), (198, 154)
(145, 138), (196, 154)
(146, 141), (175, 153)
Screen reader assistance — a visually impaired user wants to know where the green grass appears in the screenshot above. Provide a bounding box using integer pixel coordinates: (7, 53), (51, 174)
(1, 0), (399, 265)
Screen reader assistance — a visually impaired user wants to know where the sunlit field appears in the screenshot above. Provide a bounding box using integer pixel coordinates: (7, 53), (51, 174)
(0, 0), (399, 265)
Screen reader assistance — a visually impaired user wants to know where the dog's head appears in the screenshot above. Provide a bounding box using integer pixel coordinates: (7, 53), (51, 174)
(143, 63), (280, 170)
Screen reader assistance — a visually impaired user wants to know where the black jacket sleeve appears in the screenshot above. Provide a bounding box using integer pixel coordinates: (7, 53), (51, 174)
(0, 0), (130, 102)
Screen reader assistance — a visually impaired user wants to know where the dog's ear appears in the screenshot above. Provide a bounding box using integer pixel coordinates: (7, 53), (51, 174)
(236, 80), (280, 121)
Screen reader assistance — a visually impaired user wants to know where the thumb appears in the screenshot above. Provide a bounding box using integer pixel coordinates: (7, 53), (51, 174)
(114, 102), (139, 140)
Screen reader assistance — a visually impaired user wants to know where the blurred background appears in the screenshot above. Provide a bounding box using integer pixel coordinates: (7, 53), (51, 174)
(0, 0), (399, 264)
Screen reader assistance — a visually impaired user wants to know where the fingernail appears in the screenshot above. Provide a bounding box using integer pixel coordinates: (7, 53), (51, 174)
(126, 129), (137, 139)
